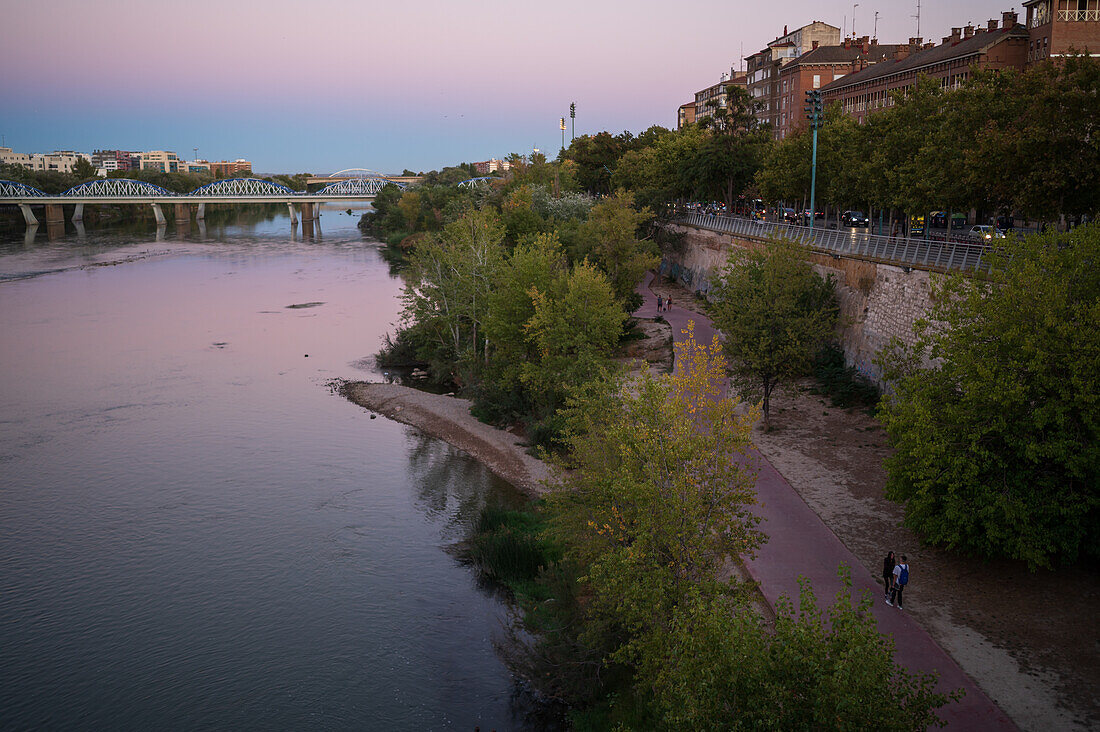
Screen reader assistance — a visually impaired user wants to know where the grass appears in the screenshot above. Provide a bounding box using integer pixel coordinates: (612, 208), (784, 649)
(809, 343), (881, 412)
(468, 504), (560, 601)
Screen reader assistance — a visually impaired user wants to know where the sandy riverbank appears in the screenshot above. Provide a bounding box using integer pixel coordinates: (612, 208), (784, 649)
(339, 382), (554, 496)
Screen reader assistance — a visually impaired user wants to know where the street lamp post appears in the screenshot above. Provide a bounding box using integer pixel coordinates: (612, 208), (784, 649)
(805, 89), (824, 231)
(570, 102), (576, 141)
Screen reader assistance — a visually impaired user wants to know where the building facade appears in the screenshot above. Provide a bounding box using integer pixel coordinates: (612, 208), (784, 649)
(776, 38), (903, 138)
(746, 21), (841, 134)
(678, 102), (697, 129)
(1023, 0), (1100, 61)
(91, 150), (139, 172)
(693, 72), (747, 124)
(819, 12), (1028, 123)
(140, 150), (181, 173)
(208, 159), (253, 177)
(0, 147), (35, 168)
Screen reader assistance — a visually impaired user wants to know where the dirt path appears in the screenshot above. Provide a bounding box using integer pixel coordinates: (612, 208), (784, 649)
(645, 272), (1099, 732)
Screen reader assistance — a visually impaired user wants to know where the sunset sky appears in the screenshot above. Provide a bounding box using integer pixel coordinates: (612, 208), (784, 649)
(2, 0), (1017, 174)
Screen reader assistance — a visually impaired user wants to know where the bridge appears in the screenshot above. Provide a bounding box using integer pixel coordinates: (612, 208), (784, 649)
(0, 175), (409, 229)
(305, 169), (424, 190)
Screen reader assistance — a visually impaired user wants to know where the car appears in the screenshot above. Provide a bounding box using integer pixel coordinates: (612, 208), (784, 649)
(782, 207), (798, 222)
(967, 225), (1005, 241)
(841, 210), (869, 227)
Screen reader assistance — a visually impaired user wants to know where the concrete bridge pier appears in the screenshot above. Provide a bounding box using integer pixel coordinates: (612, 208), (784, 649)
(151, 203), (166, 226)
(19, 204), (37, 226)
(45, 204), (64, 226)
(24, 224), (38, 246)
(300, 202), (315, 221)
(72, 203), (84, 222)
(174, 203), (191, 228)
(287, 203), (298, 225)
(196, 203), (205, 220)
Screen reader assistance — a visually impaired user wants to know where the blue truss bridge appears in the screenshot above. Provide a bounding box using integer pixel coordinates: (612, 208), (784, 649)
(0, 172), (412, 228)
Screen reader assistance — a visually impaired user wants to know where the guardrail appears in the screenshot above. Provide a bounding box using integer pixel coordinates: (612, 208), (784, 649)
(677, 213), (995, 273)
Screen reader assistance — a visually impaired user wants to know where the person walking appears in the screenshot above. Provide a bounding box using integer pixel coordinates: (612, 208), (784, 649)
(881, 551), (896, 599)
(656, 294), (663, 313)
(888, 555), (910, 609)
(666, 296), (672, 312)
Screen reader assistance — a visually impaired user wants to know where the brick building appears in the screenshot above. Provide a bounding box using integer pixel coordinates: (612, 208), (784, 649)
(746, 21), (841, 135)
(693, 72), (747, 124)
(775, 38), (903, 138)
(208, 159), (253, 177)
(677, 102), (697, 129)
(1023, 0), (1100, 61)
(818, 12), (1028, 123)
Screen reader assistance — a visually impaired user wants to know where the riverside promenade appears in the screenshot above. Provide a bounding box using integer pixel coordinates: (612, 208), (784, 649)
(633, 272), (1016, 731)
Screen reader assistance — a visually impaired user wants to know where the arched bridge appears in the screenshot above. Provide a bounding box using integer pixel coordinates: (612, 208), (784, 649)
(0, 176), (409, 228)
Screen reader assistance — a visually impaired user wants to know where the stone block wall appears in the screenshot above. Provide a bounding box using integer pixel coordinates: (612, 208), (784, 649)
(662, 224), (942, 384)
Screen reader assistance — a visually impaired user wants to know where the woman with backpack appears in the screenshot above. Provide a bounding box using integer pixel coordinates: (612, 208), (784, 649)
(888, 555), (910, 609)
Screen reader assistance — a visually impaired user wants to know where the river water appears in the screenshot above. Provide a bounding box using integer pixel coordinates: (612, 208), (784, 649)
(0, 206), (527, 730)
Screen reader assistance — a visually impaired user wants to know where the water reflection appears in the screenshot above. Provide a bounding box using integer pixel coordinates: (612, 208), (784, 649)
(0, 206), (526, 730)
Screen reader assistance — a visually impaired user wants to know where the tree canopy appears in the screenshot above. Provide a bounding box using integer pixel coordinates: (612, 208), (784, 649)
(878, 224), (1100, 568)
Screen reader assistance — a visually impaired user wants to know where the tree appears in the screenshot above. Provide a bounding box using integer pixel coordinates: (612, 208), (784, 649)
(878, 224), (1100, 568)
(521, 259), (626, 414)
(549, 323), (763, 671)
(71, 157), (98, 181)
(400, 209), (506, 380)
(646, 567), (959, 730)
(577, 190), (659, 302)
(710, 239), (838, 427)
(688, 84), (771, 211)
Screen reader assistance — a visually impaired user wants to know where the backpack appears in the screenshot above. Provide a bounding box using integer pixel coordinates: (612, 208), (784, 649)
(898, 565), (909, 586)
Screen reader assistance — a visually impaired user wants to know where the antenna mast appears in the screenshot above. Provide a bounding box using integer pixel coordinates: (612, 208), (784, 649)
(914, 0), (921, 37)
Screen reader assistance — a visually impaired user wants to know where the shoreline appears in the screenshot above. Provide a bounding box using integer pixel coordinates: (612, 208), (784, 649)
(339, 381), (554, 497)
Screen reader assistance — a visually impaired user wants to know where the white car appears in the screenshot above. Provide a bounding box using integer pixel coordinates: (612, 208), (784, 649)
(968, 225), (1005, 241)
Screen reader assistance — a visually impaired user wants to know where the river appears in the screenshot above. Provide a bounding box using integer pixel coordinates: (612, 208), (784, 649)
(0, 205), (528, 730)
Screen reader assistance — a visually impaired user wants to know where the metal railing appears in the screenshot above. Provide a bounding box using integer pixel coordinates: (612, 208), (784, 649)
(677, 213), (995, 273)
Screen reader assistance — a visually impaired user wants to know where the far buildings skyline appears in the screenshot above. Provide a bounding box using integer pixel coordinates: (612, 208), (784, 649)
(0, 146), (252, 178)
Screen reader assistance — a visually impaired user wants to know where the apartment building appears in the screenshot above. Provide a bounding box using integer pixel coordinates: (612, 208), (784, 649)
(693, 72), (747, 124)
(775, 38), (903, 138)
(677, 102), (697, 129)
(1023, 0), (1100, 61)
(140, 150), (182, 173)
(208, 159), (253, 177)
(818, 12), (1028, 123)
(746, 21), (841, 134)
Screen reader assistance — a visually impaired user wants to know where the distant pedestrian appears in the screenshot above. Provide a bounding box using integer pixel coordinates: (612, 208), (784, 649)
(666, 297), (672, 312)
(881, 551), (896, 598)
(657, 294), (663, 313)
(887, 555), (909, 609)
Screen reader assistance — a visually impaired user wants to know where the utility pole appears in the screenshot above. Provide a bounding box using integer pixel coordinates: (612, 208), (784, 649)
(805, 89), (824, 231)
(569, 102), (576, 141)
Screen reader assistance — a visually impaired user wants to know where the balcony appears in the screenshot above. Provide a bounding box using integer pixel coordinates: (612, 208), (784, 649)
(1058, 9), (1100, 19)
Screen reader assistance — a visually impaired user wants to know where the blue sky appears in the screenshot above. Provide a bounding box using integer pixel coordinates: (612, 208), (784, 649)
(0, 0), (1017, 174)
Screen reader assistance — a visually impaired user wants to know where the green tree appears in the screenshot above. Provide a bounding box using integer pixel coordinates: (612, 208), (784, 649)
(878, 224), (1100, 568)
(577, 190), (659, 302)
(71, 157), (98, 181)
(711, 239), (838, 427)
(400, 209), (506, 380)
(647, 568), (959, 730)
(688, 84), (771, 211)
(521, 259), (626, 414)
(549, 324), (763, 668)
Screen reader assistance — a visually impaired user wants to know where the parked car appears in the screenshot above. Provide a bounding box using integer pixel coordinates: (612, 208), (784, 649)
(967, 225), (1005, 241)
(841, 210), (869, 227)
(993, 215), (1015, 231)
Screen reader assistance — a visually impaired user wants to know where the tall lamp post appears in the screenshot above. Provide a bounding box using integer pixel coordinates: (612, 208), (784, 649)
(805, 89), (824, 231)
(560, 117), (566, 154)
(570, 102), (576, 140)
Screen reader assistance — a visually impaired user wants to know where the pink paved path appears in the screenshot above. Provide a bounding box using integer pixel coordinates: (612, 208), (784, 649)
(635, 272), (1016, 730)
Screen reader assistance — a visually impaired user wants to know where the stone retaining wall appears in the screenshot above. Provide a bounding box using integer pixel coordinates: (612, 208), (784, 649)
(661, 223), (942, 384)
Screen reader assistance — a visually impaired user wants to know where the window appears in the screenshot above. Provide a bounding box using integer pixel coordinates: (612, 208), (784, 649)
(813, 74), (821, 89)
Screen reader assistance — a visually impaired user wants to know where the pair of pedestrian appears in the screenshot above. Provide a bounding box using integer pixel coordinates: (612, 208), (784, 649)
(882, 551), (910, 609)
(655, 295), (672, 313)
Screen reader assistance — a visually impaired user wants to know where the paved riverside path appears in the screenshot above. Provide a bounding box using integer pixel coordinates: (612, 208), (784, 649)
(633, 272), (1016, 730)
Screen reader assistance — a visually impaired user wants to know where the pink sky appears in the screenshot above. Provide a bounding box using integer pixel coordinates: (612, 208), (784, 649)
(1, 0), (1019, 172)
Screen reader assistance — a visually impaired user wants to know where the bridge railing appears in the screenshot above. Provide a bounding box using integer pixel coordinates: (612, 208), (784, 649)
(677, 213), (996, 274)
